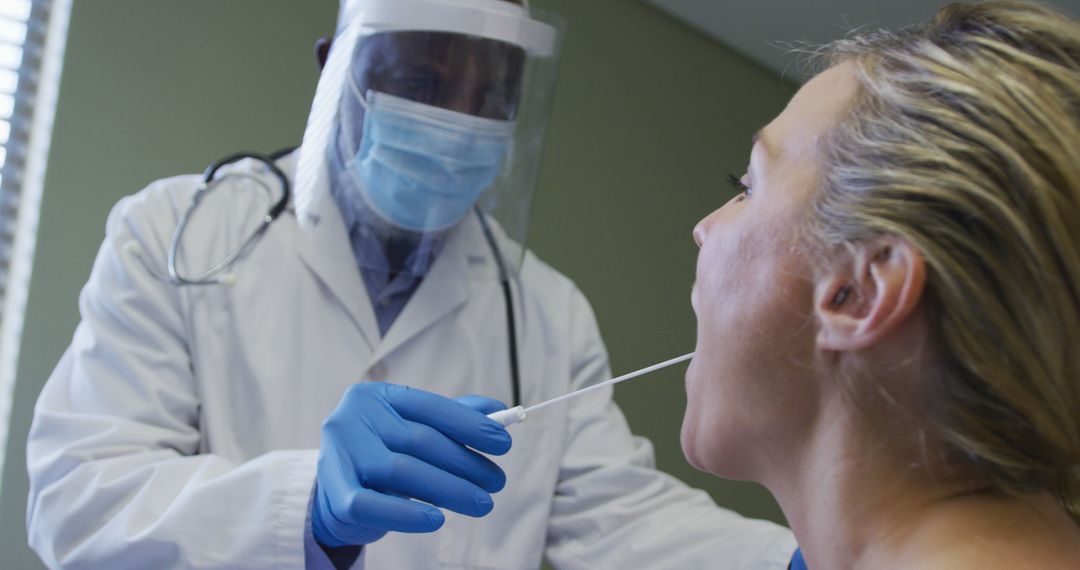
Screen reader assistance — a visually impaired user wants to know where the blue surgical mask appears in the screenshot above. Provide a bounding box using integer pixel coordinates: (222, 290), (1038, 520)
(345, 82), (514, 233)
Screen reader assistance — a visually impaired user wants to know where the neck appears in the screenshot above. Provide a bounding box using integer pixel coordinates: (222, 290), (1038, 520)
(767, 392), (990, 569)
(382, 233), (422, 272)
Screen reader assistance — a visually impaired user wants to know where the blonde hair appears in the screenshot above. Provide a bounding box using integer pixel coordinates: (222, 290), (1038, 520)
(810, 1), (1080, 521)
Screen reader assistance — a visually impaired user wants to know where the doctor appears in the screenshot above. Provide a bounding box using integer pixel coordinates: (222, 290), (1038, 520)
(26, 0), (794, 568)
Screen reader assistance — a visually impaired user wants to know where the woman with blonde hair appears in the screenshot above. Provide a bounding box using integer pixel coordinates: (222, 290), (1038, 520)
(685, 1), (1080, 567)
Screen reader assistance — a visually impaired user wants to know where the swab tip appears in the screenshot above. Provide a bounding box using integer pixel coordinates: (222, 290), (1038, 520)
(487, 405), (527, 427)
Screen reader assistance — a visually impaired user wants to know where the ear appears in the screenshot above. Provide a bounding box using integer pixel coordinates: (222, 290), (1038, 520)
(314, 36), (333, 70)
(815, 237), (927, 352)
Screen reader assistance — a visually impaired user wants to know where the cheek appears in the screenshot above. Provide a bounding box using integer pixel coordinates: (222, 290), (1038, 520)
(680, 364), (701, 468)
(694, 234), (764, 363)
(680, 354), (725, 472)
(685, 236), (819, 477)
(682, 332), (758, 476)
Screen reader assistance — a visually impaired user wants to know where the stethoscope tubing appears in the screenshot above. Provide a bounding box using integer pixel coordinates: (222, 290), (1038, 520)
(157, 149), (522, 405)
(165, 152), (290, 286)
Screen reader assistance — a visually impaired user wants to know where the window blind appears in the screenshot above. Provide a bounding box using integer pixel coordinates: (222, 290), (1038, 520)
(0, 0), (72, 489)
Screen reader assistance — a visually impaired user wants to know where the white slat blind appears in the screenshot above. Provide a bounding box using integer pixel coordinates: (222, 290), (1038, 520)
(0, 3), (35, 302)
(0, 0), (72, 488)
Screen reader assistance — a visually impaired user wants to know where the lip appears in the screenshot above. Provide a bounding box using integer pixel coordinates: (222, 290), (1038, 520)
(684, 357), (695, 391)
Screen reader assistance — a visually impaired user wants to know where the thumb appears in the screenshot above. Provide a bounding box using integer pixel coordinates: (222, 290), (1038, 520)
(455, 395), (508, 415)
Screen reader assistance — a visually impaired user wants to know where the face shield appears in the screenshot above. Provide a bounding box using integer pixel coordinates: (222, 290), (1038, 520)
(294, 0), (564, 279)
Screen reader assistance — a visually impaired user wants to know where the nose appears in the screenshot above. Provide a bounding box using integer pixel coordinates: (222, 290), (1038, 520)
(692, 217), (709, 248)
(443, 88), (479, 116)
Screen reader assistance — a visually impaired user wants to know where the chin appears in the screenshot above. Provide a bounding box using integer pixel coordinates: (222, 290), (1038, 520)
(679, 416), (706, 472)
(680, 411), (756, 479)
(681, 362), (703, 470)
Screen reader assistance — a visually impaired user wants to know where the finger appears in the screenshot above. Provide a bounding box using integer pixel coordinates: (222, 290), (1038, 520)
(456, 395), (508, 415)
(316, 450), (424, 545)
(347, 486), (446, 534)
(384, 384), (511, 455)
(362, 452), (496, 518)
(313, 486), (388, 546)
(383, 420), (507, 493)
(320, 450), (446, 538)
(318, 448), (364, 520)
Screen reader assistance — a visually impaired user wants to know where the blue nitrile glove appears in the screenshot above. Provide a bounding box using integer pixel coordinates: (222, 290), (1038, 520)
(311, 382), (512, 547)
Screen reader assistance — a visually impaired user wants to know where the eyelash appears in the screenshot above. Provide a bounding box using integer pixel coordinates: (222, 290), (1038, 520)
(727, 173), (750, 198)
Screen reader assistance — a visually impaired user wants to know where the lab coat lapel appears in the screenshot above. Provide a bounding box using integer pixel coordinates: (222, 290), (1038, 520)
(371, 220), (481, 363)
(293, 188), (380, 352)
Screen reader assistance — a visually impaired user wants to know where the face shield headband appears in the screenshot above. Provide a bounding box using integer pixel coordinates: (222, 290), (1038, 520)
(336, 0), (557, 56)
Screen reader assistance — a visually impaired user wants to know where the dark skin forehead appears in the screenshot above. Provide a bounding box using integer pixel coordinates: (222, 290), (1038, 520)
(351, 31), (526, 120)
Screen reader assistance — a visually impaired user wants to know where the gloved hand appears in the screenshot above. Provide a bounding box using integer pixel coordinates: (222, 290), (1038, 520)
(311, 382), (512, 547)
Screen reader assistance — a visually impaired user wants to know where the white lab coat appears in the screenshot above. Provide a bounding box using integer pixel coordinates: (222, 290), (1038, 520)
(26, 153), (795, 569)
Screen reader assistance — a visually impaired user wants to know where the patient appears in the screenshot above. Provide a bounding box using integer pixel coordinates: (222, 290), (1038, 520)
(684, 2), (1080, 568)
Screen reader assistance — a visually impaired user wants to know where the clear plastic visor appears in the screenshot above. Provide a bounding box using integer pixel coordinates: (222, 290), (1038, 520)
(298, 2), (564, 282)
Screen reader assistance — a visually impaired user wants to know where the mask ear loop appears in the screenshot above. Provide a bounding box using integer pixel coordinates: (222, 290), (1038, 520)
(347, 73), (372, 111)
(340, 74), (372, 162)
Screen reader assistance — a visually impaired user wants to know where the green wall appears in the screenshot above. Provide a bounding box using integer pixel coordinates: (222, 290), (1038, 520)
(0, 0), (793, 567)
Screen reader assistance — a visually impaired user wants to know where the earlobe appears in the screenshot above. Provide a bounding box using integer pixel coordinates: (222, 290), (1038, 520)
(816, 238), (926, 352)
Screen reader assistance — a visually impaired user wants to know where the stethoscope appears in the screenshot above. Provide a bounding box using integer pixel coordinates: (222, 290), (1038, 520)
(137, 149), (522, 406)
(158, 151), (292, 286)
